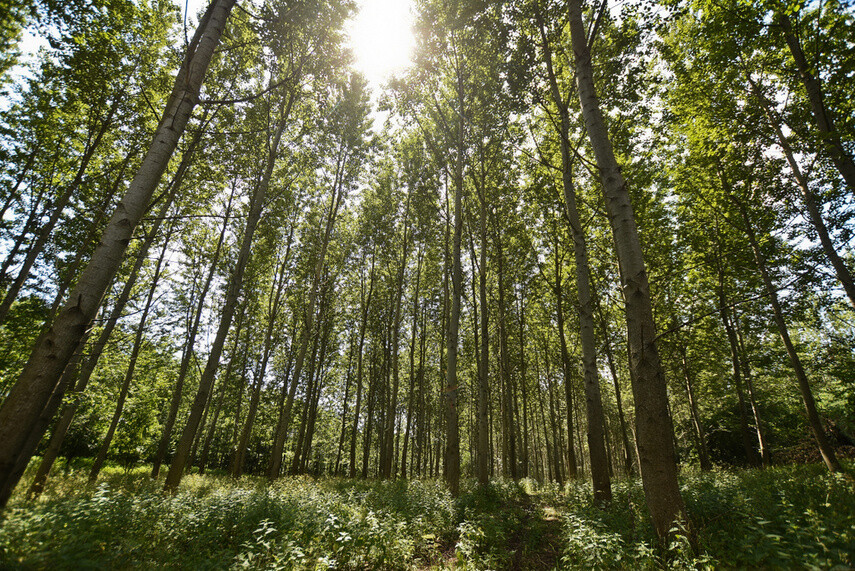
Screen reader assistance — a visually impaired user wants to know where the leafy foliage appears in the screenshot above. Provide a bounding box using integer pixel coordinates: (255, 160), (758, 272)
(2, 464), (852, 568)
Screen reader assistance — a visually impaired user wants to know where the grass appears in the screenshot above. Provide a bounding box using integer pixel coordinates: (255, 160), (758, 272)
(0, 461), (852, 569)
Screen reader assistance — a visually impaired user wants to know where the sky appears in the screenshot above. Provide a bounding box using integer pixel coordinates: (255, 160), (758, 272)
(345, 0), (415, 88)
(181, 0), (416, 90)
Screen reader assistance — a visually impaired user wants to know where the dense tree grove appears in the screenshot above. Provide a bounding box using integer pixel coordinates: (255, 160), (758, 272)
(0, 0), (853, 553)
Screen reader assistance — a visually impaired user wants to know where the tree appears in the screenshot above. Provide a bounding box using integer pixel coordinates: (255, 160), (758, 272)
(567, 0), (686, 539)
(0, 0), (235, 509)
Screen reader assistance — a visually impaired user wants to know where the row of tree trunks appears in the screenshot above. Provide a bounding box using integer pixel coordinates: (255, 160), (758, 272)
(163, 74), (292, 492)
(89, 224), (175, 482)
(22, 112), (208, 500)
(152, 177), (233, 478)
(0, 95), (123, 326)
(269, 136), (347, 480)
(722, 176), (841, 473)
(0, 0), (236, 509)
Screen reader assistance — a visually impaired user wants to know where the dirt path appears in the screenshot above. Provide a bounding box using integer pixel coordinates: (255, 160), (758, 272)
(508, 496), (564, 570)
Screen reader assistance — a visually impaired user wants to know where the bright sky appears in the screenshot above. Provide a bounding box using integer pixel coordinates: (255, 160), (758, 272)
(346, 0), (415, 88)
(181, 0), (415, 88)
(19, 0), (414, 90)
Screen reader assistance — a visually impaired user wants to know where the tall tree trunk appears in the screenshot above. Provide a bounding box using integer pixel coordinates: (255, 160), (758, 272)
(0, 0), (235, 509)
(777, 12), (855, 194)
(164, 80), (288, 493)
(495, 229), (518, 481)
(361, 354), (379, 478)
(298, 302), (333, 474)
(519, 293), (530, 478)
(348, 252), (375, 478)
(568, 0), (685, 538)
(726, 184), (841, 472)
(383, 200), (411, 478)
(291, 299), (325, 474)
(401, 249), (423, 479)
(553, 240), (578, 480)
(537, 4), (609, 499)
(230, 241), (293, 478)
(90, 225), (172, 482)
(445, 72), (464, 495)
(152, 183), (234, 478)
(476, 185), (490, 485)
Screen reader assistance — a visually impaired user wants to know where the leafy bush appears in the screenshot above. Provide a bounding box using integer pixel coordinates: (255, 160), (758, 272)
(0, 467), (455, 569)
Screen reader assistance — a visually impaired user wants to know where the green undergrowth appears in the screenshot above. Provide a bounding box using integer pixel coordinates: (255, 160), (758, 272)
(557, 462), (855, 569)
(0, 462), (853, 569)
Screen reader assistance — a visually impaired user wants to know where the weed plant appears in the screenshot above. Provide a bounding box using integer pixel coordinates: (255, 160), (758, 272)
(557, 462), (855, 569)
(0, 461), (852, 569)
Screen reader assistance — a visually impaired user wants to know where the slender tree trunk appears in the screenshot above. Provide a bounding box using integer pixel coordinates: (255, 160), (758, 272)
(677, 342), (712, 471)
(23, 336), (90, 500)
(568, 0), (685, 538)
(198, 359), (229, 474)
(495, 230), (518, 481)
(445, 73), (464, 495)
(735, 314), (771, 467)
(383, 203), (410, 478)
(553, 242), (578, 480)
(152, 184), (234, 478)
(298, 304), (333, 474)
(727, 188), (841, 472)
(599, 309), (635, 476)
(90, 226), (172, 482)
(538, 5), (609, 499)
(401, 249), (423, 479)
(544, 346), (563, 487)
(777, 12), (855, 194)
(291, 300), (325, 474)
(519, 294), (530, 478)
(475, 187), (490, 485)
(348, 252), (375, 478)
(717, 277), (761, 467)
(0, 0), (235, 509)
(362, 355), (379, 478)
(231, 242), (292, 478)
(334, 332), (356, 475)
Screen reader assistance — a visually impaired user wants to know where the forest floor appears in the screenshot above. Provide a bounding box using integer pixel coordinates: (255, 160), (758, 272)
(0, 460), (853, 569)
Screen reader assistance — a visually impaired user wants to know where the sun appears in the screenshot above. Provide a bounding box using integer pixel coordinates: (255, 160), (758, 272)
(346, 0), (415, 87)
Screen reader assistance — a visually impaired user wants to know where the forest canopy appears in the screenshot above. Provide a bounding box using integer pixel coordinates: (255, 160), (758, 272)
(0, 0), (853, 567)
